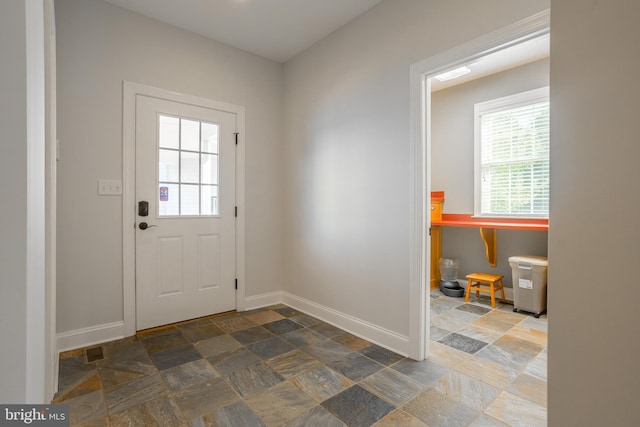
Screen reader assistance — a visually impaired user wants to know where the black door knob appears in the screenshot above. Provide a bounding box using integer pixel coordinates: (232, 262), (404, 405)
(139, 222), (148, 230)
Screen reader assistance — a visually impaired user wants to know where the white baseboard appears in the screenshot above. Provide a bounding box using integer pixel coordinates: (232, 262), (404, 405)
(243, 291), (283, 311)
(281, 292), (410, 356)
(57, 321), (126, 353)
(57, 292), (412, 356)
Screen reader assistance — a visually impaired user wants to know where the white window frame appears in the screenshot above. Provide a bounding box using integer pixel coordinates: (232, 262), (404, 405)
(474, 86), (550, 218)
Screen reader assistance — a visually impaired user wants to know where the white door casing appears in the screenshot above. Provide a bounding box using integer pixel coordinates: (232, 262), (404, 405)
(122, 81), (246, 338)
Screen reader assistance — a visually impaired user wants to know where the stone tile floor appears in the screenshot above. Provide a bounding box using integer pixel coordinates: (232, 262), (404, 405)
(55, 292), (547, 426)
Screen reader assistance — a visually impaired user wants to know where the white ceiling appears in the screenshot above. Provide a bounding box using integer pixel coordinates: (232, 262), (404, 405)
(102, 0), (384, 63)
(430, 34), (550, 91)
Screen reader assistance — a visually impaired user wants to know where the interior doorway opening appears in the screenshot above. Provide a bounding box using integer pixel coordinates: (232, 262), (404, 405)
(408, 11), (550, 360)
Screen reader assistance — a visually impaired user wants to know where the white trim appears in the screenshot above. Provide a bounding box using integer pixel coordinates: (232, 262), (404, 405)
(244, 292), (283, 311)
(474, 86), (550, 217)
(44, 0), (58, 401)
(25, 0), (47, 403)
(56, 322), (126, 353)
(238, 291), (410, 355)
(408, 10), (550, 360)
(282, 292), (410, 356)
(122, 81), (246, 335)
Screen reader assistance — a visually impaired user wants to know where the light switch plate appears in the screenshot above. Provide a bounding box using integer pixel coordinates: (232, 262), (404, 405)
(98, 179), (122, 195)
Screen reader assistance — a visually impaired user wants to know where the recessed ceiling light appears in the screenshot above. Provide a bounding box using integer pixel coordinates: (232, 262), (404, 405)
(433, 66), (471, 82)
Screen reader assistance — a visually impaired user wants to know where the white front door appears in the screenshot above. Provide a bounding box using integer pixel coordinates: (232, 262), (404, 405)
(135, 95), (237, 330)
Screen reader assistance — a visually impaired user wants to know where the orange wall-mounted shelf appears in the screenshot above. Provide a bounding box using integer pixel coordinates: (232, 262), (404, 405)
(432, 214), (548, 231)
(430, 214), (548, 269)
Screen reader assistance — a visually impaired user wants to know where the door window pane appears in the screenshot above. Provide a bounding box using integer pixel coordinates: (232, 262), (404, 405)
(157, 115), (222, 216)
(159, 115), (179, 149)
(201, 154), (218, 185)
(180, 184), (200, 215)
(201, 185), (219, 215)
(159, 149), (179, 182)
(180, 151), (200, 184)
(181, 119), (200, 151)
(158, 183), (179, 216)
(201, 123), (219, 153)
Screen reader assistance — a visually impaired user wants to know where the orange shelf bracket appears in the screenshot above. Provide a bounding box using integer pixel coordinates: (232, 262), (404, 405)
(479, 227), (497, 267)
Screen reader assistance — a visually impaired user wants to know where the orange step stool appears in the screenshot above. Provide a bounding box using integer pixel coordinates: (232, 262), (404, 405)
(465, 272), (505, 308)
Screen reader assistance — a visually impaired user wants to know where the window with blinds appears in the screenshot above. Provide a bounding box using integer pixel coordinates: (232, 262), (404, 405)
(474, 87), (550, 217)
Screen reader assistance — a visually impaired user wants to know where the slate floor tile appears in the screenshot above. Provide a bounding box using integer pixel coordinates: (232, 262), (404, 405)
(247, 336), (295, 360)
(432, 370), (500, 411)
(303, 341), (354, 363)
(456, 303), (492, 316)
(507, 373), (547, 407)
(212, 348), (261, 376)
(327, 353), (383, 382)
(214, 316), (258, 333)
(273, 306), (301, 318)
(230, 325), (274, 345)
(310, 322), (345, 338)
(332, 333), (373, 352)
(321, 385), (395, 427)
(374, 410), (429, 427)
(194, 334), (243, 361)
(141, 330), (189, 354)
(484, 391), (547, 426)
(180, 323), (226, 343)
(97, 353), (157, 390)
(359, 368), (423, 406)
(104, 374), (166, 414)
(283, 405), (346, 427)
(224, 361), (284, 397)
(290, 366), (354, 402)
(56, 356), (97, 398)
(64, 389), (106, 425)
(245, 381), (316, 426)
(281, 327), (326, 347)
(266, 349), (324, 379)
(438, 332), (488, 354)
(359, 345), (404, 366)
(392, 358), (450, 386)
(455, 325), (502, 345)
(150, 344), (202, 370)
(173, 377), (239, 420)
(212, 400), (266, 427)
(263, 318), (305, 335)
(245, 310), (286, 325)
(107, 395), (183, 426)
(58, 301), (546, 426)
(289, 313), (321, 327)
(53, 373), (102, 402)
(402, 388), (478, 427)
(161, 358), (219, 391)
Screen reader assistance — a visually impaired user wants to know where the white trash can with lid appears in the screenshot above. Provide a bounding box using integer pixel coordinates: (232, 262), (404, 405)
(508, 255), (548, 318)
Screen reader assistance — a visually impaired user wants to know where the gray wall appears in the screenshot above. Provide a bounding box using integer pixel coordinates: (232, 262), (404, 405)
(549, 0), (640, 425)
(0, 0), (47, 403)
(55, 0), (284, 333)
(432, 60), (549, 285)
(0, 0), (29, 403)
(282, 0), (549, 336)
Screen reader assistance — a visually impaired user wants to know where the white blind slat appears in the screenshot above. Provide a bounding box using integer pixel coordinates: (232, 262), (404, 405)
(476, 91), (549, 217)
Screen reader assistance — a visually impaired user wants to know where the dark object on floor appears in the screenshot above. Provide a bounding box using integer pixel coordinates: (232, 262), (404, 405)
(86, 346), (104, 362)
(439, 280), (464, 297)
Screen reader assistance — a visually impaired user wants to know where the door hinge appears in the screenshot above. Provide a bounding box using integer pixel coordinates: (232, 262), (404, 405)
(234, 132), (238, 145)
(235, 279), (238, 290)
(235, 206), (238, 217)
(429, 227), (432, 236)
